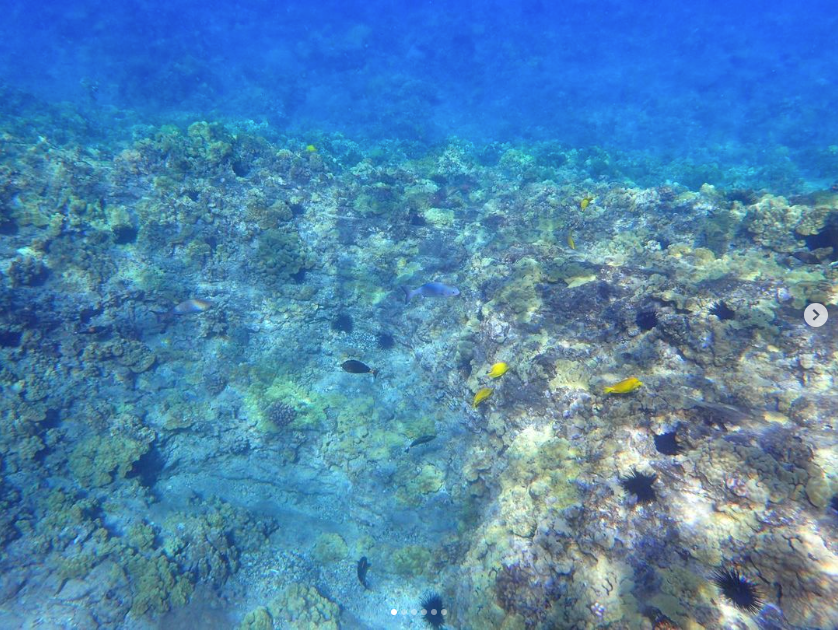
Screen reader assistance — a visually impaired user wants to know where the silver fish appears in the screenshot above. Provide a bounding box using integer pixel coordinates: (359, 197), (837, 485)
(401, 282), (460, 303)
(172, 298), (213, 315)
(404, 434), (437, 452)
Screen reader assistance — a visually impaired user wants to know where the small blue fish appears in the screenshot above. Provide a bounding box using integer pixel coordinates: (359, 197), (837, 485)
(401, 282), (460, 303)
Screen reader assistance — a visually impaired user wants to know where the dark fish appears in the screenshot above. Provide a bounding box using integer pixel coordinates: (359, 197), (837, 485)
(401, 282), (460, 303)
(341, 360), (376, 376)
(404, 434), (437, 453)
(684, 397), (753, 429)
(76, 325), (111, 336)
(357, 556), (370, 590)
(791, 250), (822, 265)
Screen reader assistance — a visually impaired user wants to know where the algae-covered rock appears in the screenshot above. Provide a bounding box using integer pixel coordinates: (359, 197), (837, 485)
(246, 199), (294, 229)
(69, 435), (151, 488)
(392, 544), (432, 577)
(247, 376), (329, 432)
(253, 227), (312, 284)
(186, 121), (234, 167)
(396, 462), (445, 504)
(237, 607), (273, 630)
(743, 195), (803, 251)
(161, 496), (275, 586)
(312, 532), (349, 564)
(489, 257), (543, 320)
(127, 522), (157, 551)
(124, 550), (193, 616)
(700, 206), (739, 255)
(268, 583), (341, 630)
(805, 468), (831, 508)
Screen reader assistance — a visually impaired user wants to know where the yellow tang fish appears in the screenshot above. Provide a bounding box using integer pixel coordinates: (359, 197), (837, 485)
(306, 144), (317, 152)
(603, 377), (643, 394)
(488, 362), (509, 378)
(580, 196), (594, 210)
(472, 387), (493, 408)
(567, 231), (576, 250)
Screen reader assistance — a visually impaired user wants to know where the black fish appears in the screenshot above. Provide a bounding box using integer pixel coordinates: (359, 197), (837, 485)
(685, 397), (752, 427)
(342, 360), (376, 376)
(357, 556), (370, 590)
(791, 250), (822, 265)
(405, 434), (437, 453)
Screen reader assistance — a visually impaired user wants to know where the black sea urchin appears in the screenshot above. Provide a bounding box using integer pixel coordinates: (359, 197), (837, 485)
(331, 313), (353, 333)
(620, 469), (657, 504)
(636, 309), (658, 331)
(654, 431), (682, 456)
(709, 301), (735, 321)
(377, 332), (395, 349)
(712, 567), (763, 613)
(420, 592), (446, 628)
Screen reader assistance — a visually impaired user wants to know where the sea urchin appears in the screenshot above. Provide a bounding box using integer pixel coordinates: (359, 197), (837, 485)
(635, 309), (658, 331)
(420, 592), (446, 628)
(620, 469), (657, 504)
(712, 567), (763, 613)
(331, 313), (353, 333)
(377, 331), (395, 350)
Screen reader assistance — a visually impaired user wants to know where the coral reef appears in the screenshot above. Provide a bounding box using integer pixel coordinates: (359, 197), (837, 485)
(266, 584), (341, 630)
(1, 108), (837, 630)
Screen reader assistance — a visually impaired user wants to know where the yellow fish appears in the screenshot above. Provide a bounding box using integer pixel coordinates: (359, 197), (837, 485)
(580, 196), (594, 210)
(567, 231), (576, 250)
(472, 387), (493, 408)
(603, 377), (643, 394)
(488, 362), (509, 378)
(306, 144), (317, 152)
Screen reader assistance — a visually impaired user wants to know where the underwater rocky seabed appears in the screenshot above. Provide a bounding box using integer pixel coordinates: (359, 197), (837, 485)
(0, 97), (837, 630)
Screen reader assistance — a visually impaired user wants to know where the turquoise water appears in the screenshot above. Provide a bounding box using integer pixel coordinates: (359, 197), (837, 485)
(2, 0), (838, 190)
(0, 2), (837, 629)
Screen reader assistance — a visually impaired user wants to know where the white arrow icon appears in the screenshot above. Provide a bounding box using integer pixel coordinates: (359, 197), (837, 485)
(804, 303), (828, 328)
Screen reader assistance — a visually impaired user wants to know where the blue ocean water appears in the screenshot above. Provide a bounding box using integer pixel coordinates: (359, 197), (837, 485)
(2, 1), (838, 629)
(1, 0), (837, 189)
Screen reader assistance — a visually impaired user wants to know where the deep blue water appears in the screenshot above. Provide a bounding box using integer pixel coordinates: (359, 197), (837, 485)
(2, 0), (837, 189)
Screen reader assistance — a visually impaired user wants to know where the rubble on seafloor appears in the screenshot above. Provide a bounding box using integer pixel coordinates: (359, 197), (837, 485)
(0, 107), (837, 629)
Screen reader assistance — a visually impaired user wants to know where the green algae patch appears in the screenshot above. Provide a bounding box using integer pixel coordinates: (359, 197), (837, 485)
(505, 430), (581, 508)
(125, 550), (194, 616)
(487, 256), (543, 321)
(424, 207), (456, 227)
(353, 186), (398, 217)
(69, 435), (150, 488)
(161, 397), (203, 431)
(268, 584), (341, 630)
(700, 206), (739, 255)
(392, 544), (432, 577)
(253, 227), (313, 284)
(245, 199), (294, 230)
(484, 429), (583, 541)
(546, 358), (592, 391)
(805, 467), (832, 508)
(658, 565), (707, 609)
(246, 377), (329, 433)
(127, 522), (157, 551)
(312, 532), (349, 564)
(237, 607), (273, 630)
(395, 462), (445, 505)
